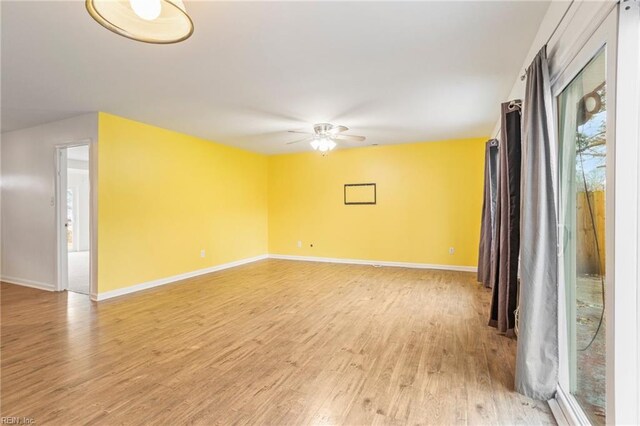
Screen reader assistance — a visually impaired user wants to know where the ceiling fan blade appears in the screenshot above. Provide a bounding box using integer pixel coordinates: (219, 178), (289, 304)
(286, 137), (313, 145)
(288, 130), (313, 135)
(334, 134), (366, 142)
(328, 125), (348, 134)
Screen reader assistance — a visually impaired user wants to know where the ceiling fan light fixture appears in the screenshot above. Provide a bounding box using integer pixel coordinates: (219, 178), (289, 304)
(311, 136), (336, 152)
(86, 0), (194, 44)
(287, 123), (363, 153)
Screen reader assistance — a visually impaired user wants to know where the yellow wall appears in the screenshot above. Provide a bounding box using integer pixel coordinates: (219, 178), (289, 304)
(97, 115), (485, 293)
(268, 138), (486, 267)
(97, 113), (268, 292)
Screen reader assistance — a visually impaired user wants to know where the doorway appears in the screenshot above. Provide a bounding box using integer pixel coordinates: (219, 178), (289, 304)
(56, 143), (93, 296)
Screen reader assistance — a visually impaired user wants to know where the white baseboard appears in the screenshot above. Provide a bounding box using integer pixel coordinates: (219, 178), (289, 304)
(268, 254), (477, 272)
(0, 276), (55, 292)
(93, 254), (269, 301)
(6, 253), (474, 302)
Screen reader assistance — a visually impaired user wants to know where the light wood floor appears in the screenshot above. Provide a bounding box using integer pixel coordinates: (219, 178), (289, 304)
(1, 259), (554, 425)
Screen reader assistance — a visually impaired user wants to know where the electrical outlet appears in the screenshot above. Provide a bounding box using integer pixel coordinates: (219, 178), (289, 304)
(297, 240), (302, 248)
(200, 249), (206, 258)
(449, 247), (455, 255)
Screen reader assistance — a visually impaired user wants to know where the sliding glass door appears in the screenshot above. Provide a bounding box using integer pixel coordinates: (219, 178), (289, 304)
(555, 8), (616, 425)
(558, 48), (607, 426)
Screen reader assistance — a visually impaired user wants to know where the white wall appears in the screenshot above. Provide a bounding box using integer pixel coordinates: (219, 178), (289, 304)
(0, 113), (98, 290)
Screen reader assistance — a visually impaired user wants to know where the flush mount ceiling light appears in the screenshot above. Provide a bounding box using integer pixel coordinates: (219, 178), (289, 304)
(86, 0), (194, 44)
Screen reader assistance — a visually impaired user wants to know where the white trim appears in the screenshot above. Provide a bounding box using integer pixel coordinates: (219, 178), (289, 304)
(555, 385), (591, 426)
(548, 397), (570, 426)
(614, 1), (640, 423)
(54, 139), (98, 298)
(95, 254), (475, 301)
(268, 254), (477, 272)
(55, 147), (69, 292)
(10, 252), (476, 301)
(549, 1), (617, 88)
(93, 254), (269, 301)
(1, 276), (55, 292)
(89, 138), (99, 301)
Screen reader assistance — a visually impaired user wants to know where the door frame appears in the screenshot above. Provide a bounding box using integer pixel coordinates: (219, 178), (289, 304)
(612, 0), (640, 423)
(55, 139), (98, 298)
(552, 7), (617, 425)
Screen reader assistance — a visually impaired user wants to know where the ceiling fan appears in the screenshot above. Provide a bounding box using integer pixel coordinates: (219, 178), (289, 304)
(286, 123), (366, 152)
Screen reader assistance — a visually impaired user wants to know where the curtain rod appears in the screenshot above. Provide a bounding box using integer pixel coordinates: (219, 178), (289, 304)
(520, 0), (576, 81)
(493, 1), (576, 140)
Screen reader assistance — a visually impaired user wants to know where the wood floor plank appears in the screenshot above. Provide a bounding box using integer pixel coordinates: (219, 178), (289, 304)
(1, 259), (554, 425)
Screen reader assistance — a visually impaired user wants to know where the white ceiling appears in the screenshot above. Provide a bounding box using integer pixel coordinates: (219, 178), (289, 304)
(1, 1), (549, 154)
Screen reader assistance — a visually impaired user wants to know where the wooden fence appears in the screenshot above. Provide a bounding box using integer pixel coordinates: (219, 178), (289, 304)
(576, 190), (606, 276)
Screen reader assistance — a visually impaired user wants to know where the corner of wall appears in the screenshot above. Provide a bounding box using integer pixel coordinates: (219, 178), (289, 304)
(96, 114), (270, 294)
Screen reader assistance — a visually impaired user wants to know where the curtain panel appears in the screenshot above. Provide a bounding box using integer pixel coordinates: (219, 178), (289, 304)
(515, 46), (559, 400)
(478, 140), (499, 288)
(488, 103), (522, 337)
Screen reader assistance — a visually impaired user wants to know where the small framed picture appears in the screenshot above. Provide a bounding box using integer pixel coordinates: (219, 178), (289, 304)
(344, 183), (376, 205)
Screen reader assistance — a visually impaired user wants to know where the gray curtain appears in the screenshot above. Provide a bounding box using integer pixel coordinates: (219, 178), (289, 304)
(478, 140), (499, 288)
(489, 104), (522, 336)
(515, 46), (559, 400)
